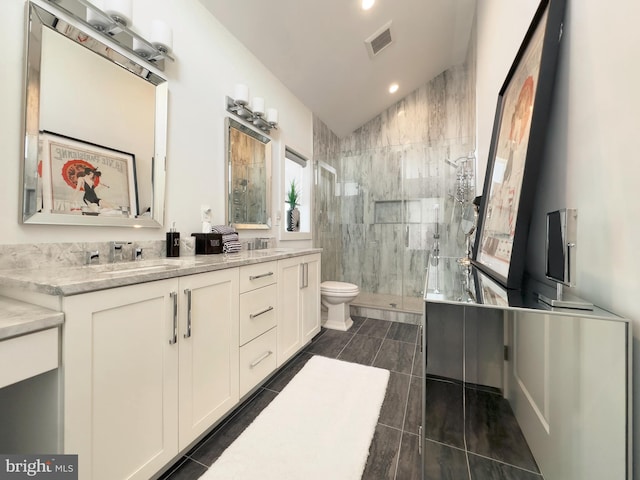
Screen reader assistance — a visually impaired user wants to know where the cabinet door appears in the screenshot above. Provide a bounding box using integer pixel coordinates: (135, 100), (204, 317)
(178, 270), (239, 449)
(63, 279), (179, 480)
(301, 254), (321, 345)
(277, 256), (302, 366)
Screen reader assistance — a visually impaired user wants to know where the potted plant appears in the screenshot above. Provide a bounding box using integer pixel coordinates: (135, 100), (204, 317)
(286, 180), (301, 232)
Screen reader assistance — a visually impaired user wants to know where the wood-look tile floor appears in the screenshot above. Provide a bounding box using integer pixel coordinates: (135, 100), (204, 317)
(159, 316), (539, 480)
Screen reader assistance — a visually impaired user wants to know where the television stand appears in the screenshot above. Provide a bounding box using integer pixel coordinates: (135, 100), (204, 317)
(538, 283), (593, 310)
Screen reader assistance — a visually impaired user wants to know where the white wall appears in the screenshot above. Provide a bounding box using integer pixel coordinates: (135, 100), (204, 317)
(477, 0), (640, 477)
(0, 0), (312, 245)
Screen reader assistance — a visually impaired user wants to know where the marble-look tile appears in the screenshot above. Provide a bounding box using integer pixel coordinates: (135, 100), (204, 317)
(189, 388), (277, 466)
(361, 424), (401, 480)
(378, 371), (411, 430)
(396, 433), (422, 480)
(403, 375), (422, 435)
(312, 114), (341, 160)
(468, 454), (543, 480)
(387, 322), (419, 344)
(373, 339), (415, 374)
(337, 334), (383, 366)
(358, 318), (392, 339)
(263, 351), (312, 393)
(0, 240), (169, 270)
(423, 440), (469, 480)
(465, 389), (539, 473)
(304, 329), (354, 358)
(424, 378), (465, 449)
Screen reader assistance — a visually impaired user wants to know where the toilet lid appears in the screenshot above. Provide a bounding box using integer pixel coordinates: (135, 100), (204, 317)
(321, 281), (359, 294)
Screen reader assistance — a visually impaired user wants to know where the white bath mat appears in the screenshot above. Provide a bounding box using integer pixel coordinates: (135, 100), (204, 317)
(201, 355), (390, 480)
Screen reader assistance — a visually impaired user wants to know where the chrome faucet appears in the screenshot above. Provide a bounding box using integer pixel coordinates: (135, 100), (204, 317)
(110, 241), (131, 263)
(133, 246), (143, 261)
(85, 250), (100, 265)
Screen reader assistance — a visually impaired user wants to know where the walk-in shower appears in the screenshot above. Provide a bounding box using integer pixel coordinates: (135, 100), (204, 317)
(312, 60), (476, 323)
(314, 145), (475, 322)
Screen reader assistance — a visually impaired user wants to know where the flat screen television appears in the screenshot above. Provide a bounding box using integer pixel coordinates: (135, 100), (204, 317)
(538, 208), (593, 309)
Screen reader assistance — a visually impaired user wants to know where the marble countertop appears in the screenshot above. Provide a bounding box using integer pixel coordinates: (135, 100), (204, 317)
(0, 247), (321, 297)
(0, 296), (64, 341)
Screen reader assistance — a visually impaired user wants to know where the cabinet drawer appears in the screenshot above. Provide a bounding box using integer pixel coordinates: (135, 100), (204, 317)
(239, 327), (277, 397)
(240, 284), (277, 346)
(0, 328), (58, 389)
(239, 261), (277, 293)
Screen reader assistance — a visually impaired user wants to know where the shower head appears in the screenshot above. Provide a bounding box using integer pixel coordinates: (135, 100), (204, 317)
(445, 151), (476, 168)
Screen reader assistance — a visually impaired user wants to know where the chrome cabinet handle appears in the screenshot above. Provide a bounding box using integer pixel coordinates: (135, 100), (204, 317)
(184, 288), (192, 338)
(300, 263), (304, 288)
(169, 291), (178, 345)
(300, 262), (309, 288)
(249, 306), (274, 319)
(249, 271), (274, 280)
(250, 350), (273, 368)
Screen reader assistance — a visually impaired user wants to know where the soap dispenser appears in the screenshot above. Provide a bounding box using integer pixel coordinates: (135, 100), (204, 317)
(166, 222), (180, 257)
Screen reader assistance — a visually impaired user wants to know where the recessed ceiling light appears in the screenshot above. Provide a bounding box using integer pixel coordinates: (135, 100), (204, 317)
(389, 83), (399, 94)
(362, 0), (375, 11)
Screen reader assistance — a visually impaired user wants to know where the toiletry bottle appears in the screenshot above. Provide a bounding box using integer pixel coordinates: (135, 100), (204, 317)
(166, 222), (180, 257)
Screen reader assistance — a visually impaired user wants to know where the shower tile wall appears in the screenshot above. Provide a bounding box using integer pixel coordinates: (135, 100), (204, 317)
(313, 45), (476, 310)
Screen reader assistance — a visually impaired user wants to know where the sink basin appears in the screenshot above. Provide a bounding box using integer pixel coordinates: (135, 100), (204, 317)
(249, 248), (293, 257)
(256, 248), (293, 254)
(99, 264), (178, 276)
(88, 258), (200, 276)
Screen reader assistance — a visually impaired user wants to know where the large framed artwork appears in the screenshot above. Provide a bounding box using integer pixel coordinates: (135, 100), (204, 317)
(472, 0), (566, 289)
(39, 131), (138, 217)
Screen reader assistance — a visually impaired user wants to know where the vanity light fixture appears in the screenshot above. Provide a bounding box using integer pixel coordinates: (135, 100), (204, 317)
(149, 19), (173, 54)
(103, 0), (133, 27)
(49, 0), (175, 66)
(226, 84), (278, 134)
(133, 19), (173, 56)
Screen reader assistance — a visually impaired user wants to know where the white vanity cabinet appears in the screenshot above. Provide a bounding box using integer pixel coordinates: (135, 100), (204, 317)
(177, 269), (240, 449)
(0, 249), (322, 480)
(277, 253), (321, 366)
(63, 279), (178, 480)
(62, 269), (239, 480)
(238, 262), (278, 397)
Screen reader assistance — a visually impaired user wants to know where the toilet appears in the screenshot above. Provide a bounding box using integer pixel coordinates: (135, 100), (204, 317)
(320, 281), (360, 331)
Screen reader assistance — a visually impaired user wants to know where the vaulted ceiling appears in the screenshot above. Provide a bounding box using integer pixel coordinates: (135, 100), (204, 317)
(199, 0), (476, 137)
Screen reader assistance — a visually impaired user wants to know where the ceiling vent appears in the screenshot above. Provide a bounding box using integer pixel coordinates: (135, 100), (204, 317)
(365, 21), (393, 59)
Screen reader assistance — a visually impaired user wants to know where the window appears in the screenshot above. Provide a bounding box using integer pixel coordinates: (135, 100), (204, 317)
(283, 147), (311, 235)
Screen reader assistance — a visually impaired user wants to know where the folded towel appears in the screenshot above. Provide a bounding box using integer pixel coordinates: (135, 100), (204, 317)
(222, 233), (239, 243)
(211, 225), (237, 235)
(223, 240), (242, 253)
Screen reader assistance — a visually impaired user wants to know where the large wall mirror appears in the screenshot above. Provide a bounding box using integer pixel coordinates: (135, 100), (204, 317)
(225, 118), (272, 229)
(21, 0), (168, 227)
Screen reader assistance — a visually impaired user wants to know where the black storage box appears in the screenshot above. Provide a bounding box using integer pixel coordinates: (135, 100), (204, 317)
(191, 233), (224, 254)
